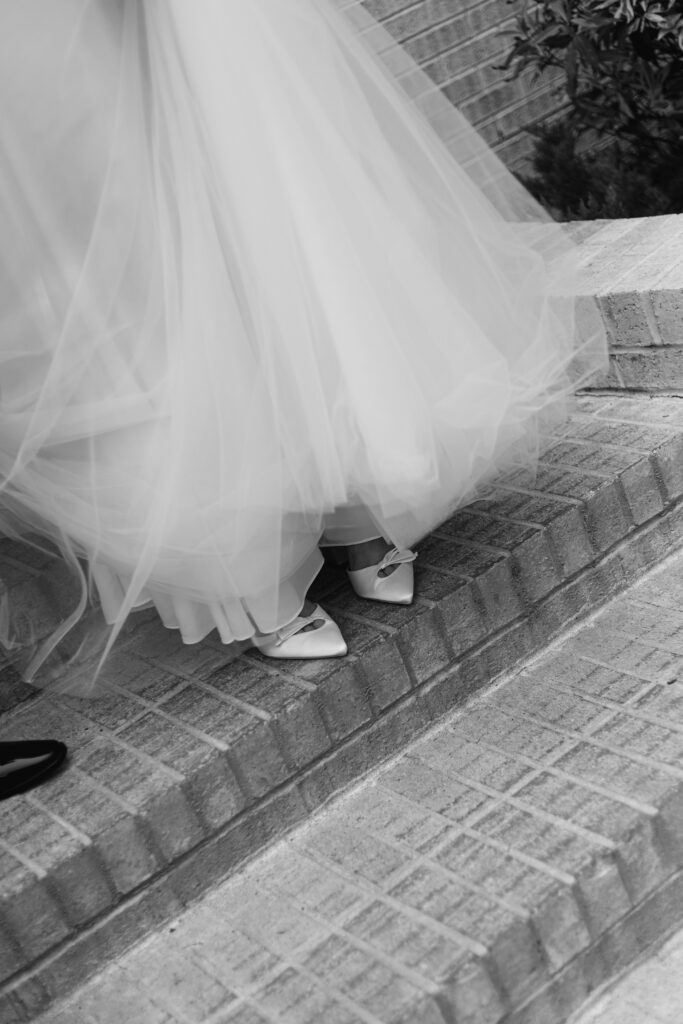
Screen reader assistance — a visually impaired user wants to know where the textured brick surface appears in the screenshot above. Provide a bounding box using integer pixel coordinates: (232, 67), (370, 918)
(569, 923), (683, 1024)
(575, 215), (683, 391)
(356, 0), (563, 172)
(27, 546), (683, 1024)
(4, 396), (683, 1012)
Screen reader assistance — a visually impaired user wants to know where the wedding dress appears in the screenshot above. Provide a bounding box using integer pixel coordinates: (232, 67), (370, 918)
(0, 0), (606, 679)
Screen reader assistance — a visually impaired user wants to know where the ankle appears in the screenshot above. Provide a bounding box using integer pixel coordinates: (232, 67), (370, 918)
(347, 537), (393, 573)
(297, 597), (322, 633)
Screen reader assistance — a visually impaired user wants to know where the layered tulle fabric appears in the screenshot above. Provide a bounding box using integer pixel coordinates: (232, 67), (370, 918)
(0, 0), (606, 680)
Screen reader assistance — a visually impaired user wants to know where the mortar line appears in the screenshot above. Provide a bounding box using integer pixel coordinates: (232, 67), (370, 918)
(73, 960), (195, 1024)
(217, 886), (448, 1002)
(452, 824), (577, 886)
(0, 837), (46, 879)
(190, 678), (273, 722)
(529, 680), (683, 743)
(364, 780), (579, 885)
(418, 556), (500, 580)
(293, 843), (490, 958)
(543, 434), (674, 456)
(570, 620), (683, 657)
(443, 726), (662, 818)
(381, 752), (618, 850)
(597, 592), (683, 616)
(48, 679), (223, 757)
(316, 815), (534, 920)
(200, 922), (406, 1024)
(23, 793), (95, 849)
(125, 658), (277, 723)
(429, 530), (518, 558)
(233, 653), (320, 693)
(64, 764), (142, 817)
(494, 482), (583, 506)
(68, 682), (178, 736)
(377, 747), (549, 829)
(566, 652), (681, 686)
(589, 623), (683, 660)
(78, 732), (186, 784)
(102, 683), (230, 752)
(537, 457), (634, 480)
(123, 941), (251, 1024)
(381, 784), (580, 888)
(176, 888), (389, 1005)
(425, 718), (658, 816)
(204, 998), (281, 1024)
(504, 702), (683, 785)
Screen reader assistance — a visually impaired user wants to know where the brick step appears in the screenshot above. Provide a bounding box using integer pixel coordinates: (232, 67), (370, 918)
(571, 215), (683, 392)
(3, 393), (683, 1021)
(29, 545), (683, 1024)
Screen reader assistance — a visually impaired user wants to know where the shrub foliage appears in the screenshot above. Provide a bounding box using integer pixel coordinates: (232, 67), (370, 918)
(502, 0), (683, 217)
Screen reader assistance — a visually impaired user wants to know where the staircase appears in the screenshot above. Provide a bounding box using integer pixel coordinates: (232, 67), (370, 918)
(2, 216), (683, 1024)
(572, 214), (683, 390)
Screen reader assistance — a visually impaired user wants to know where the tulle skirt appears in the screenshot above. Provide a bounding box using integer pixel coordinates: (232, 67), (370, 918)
(0, 0), (606, 678)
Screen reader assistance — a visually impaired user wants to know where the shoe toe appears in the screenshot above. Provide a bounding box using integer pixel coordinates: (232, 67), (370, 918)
(349, 561), (414, 604)
(254, 607), (347, 659)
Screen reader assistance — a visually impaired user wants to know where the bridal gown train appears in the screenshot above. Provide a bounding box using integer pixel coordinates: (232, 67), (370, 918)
(0, 0), (606, 679)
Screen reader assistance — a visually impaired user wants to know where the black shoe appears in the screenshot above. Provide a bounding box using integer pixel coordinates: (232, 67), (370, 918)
(0, 740), (68, 800)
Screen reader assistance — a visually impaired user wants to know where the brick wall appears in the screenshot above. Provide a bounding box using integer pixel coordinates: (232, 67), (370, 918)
(365, 0), (568, 171)
(571, 216), (683, 391)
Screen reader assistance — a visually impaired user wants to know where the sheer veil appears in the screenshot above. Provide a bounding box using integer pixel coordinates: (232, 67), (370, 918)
(0, 0), (605, 686)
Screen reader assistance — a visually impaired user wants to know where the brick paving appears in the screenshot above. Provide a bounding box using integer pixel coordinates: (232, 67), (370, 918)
(22, 543), (683, 1024)
(570, 215), (683, 390)
(569, 926), (683, 1024)
(4, 393), (683, 1021)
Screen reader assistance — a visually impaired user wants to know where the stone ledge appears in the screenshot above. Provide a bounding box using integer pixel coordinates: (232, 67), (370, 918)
(23, 546), (683, 1024)
(571, 215), (683, 390)
(3, 394), (683, 1017)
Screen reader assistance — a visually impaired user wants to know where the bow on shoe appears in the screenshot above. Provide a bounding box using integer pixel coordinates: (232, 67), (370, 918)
(252, 605), (347, 659)
(377, 547), (418, 573)
(347, 546), (417, 604)
(274, 610), (324, 647)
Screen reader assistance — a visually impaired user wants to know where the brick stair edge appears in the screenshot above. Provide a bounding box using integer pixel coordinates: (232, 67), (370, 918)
(6, 519), (683, 1024)
(3, 425), (683, 1018)
(571, 214), (683, 392)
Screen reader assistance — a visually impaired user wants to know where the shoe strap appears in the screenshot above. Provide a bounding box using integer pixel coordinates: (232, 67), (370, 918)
(378, 547), (417, 573)
(274, 608), (324, 647)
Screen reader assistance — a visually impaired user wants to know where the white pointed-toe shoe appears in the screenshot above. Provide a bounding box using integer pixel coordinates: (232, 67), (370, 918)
(252, 604), (347, 659)
(347, 547), (417, 605)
